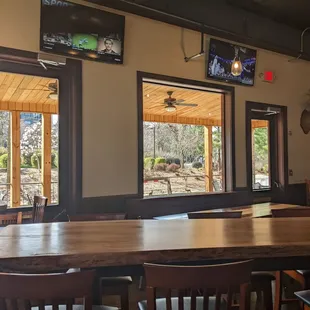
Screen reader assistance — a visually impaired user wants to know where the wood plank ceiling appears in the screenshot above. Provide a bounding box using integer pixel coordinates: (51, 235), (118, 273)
(143, 82), (223, 127)
(0, 73), (58, 114)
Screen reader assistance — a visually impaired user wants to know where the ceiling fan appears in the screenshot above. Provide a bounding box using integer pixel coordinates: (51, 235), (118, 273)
(23, 82), (58, 100)
(162, 91), (198, 112)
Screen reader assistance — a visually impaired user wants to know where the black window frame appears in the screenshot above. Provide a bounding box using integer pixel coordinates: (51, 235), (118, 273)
(137, 71), (236, 198)
(0, 47), (82, 215)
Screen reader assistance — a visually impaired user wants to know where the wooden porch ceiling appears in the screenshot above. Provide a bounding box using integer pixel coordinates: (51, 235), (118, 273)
(0, 72), (58, 114)
(143, 82), (223, 127)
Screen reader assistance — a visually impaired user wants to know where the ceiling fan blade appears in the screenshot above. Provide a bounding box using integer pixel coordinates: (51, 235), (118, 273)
(175, 103), (198, 107)
(175, 99), (185, 103)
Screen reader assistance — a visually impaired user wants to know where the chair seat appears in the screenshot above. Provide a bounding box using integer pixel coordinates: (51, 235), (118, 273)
(101, 276), (133, 286)
(138, 296), (226, 310)
(251, 272), (276, 282)
(296, 270), (310, 277)
(33, 306), (118, 310)
(295, 290), (310, 307)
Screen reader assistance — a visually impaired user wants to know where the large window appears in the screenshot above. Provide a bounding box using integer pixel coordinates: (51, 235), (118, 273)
(142, 81), (224, 197)
(0, 72), (59, 208)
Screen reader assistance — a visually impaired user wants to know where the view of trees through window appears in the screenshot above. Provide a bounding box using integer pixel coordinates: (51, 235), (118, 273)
(252, 120), (270, 190)
(143, 122), (223, 196)
(0, 72), (59, 208)
(0, 112), (59, 207)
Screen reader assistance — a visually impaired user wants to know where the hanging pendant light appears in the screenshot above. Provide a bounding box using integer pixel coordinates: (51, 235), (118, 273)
(231, 47), (243, 76)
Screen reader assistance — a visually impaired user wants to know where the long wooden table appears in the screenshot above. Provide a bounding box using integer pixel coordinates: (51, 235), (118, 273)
(1, 218), (310, 273)
(154, 203), (300, 220)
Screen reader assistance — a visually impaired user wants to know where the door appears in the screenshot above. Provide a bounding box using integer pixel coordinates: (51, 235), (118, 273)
(246, 102), (286, 199)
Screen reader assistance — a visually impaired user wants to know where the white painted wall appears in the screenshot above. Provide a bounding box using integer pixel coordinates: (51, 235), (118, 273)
(1, 0), (309, 197)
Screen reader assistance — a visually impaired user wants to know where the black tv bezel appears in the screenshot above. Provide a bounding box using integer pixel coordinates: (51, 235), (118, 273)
(40, 0), (125, 65)
(206, 38), (257, 87)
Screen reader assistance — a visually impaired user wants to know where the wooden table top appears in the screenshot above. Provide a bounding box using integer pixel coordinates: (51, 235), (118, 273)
(1, 217), (310, 272)
(154, 203), (300, 220)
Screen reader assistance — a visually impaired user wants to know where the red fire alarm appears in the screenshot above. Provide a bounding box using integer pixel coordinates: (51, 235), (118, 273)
(260, 71), (275, 83)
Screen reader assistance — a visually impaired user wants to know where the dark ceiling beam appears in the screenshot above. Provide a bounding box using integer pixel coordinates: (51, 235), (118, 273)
(86, 0), (310, 61)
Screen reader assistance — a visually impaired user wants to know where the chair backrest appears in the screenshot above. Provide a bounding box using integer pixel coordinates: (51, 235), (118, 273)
(69, 213), (127, 222)
(306, 179), (310, 206)
(272, 207), (310, 218)
(32, 196), (48, 223)
(0, 212), (22, 226)
(0, 270), (95, 310)
(144, 260), (253, 310)
(187, 211), (242, 219)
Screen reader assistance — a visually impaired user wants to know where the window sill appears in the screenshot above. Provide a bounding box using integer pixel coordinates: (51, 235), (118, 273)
(142, 191), (235, 200)
(2, 204), (59, 214)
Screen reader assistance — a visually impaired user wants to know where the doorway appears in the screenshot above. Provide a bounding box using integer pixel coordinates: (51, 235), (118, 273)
(246, 101), (288, 198)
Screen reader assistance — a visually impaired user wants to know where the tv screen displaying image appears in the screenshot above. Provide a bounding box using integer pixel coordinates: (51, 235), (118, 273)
(207, 38), (257, 86)
(40, 0), (125, 64)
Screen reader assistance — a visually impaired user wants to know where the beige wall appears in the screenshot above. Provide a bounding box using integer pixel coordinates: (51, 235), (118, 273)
(1, 0), (310, 197)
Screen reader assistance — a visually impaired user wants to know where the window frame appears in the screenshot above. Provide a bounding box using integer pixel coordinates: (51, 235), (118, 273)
(0, 47), (82, 213)
(137, 71), (236, 198)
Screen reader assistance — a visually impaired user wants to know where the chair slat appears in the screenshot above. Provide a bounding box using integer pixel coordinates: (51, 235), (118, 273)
(39, 300), (45, 310)
(165, 289), (172, 310)
(24, 300), (32, 310)
(146, 287), (156, 310)
(226, 287), (233, 310)
(66, 299), (74, 310)
(190, 290), (197, 310)
(178, 290), (185, 310)
(52, 301), (59, 310)
(203, 289), (210, 310)
(215, 290), (221, 310)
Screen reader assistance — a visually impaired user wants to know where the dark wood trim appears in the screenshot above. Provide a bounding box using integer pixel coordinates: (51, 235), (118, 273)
(126, 191), (252, 219)
(0, 46), (83, 214)
(245, 101), (289, 196)
(137, 71), (236, 198)
(86, 0), (310, 61)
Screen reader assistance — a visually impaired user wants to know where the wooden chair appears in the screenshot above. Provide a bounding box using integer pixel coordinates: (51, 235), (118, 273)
(0, 270), (118, 310)
(306, 180), (310, 206)
(70, 213), (132, 310)
(272, 208), (310, 310)
(0, 212), (22, 226)
(187, 211), (243, 219)
(187, 211), (274, 310)
(138, 260), (253, 310)
(295, 290), (310, 310)
(32, 195), (48, 223)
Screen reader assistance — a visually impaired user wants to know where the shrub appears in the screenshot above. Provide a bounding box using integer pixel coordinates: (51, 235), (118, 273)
(192, 161), (203, 169)
(167, 163), (180, 172)
(31, 152), (58, 169)
(0, 147), (7, 157)
(31, 152), (42, 169)
(154, 163), (167, 171)
(155, 157), (166, 165)
(166, 157), (181, 165)
(144, 157), (155, 169)
(0, 154), (8, 168)
(22, 153), (32, 167)
(52, 152), (58, 168)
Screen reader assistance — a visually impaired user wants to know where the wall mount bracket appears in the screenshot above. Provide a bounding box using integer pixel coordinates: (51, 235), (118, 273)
(184, 30), (205, 62)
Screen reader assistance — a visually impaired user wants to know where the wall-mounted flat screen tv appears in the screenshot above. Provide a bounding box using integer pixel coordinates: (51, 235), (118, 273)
(40, 0), (125, 64)
(207, 38), (257, 86)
